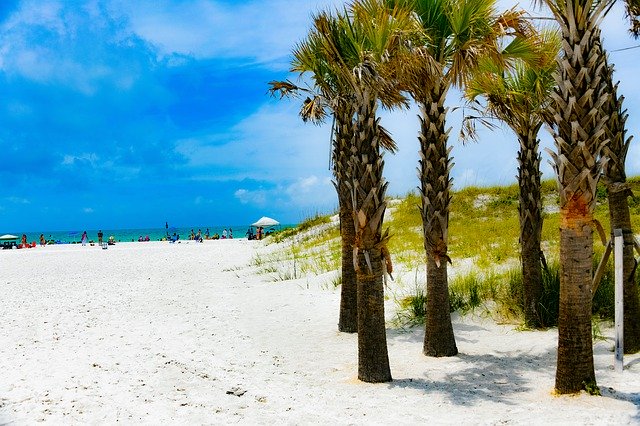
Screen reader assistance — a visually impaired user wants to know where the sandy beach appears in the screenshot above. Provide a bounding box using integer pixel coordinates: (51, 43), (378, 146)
(1, 239), (639, 424)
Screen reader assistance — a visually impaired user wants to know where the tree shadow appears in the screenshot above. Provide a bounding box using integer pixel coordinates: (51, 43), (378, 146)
(386, 351), (545, 406)
(385, 347), (639, 419)
(386, 321), (490, 345)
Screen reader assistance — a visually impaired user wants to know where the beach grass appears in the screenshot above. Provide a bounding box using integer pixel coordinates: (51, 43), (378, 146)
(267, 177), (640, 327)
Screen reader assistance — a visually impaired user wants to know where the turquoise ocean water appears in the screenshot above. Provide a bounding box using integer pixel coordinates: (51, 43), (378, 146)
(7, 224), (293, 245)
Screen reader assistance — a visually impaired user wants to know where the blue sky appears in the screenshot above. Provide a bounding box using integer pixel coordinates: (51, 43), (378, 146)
(0, 0), (639, 232)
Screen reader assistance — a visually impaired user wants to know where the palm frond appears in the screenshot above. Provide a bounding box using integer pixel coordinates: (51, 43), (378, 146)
(378, 124), (398, 153)
(627, 0), (640, 37)
(463, 23), (559, 138)
(267, 80), (304, 99)
(300, 96), (328, 124)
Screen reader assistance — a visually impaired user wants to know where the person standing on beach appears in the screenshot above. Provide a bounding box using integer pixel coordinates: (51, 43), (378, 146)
(229, 228), (233, 239)
(97, 230), (103, 245)
(81, 231), (88, 246)
(39, 234), (45, 246)
(222, 229), (227, 239)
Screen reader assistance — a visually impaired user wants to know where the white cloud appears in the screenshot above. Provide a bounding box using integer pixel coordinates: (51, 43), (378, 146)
(62, 153), (99, 166)
(234, 174), (334, 210)
(0, 0), (137, 93)
(116, 0), (348, 68)
(83, 207), (94, 213)
(234, 188), (268, 206)
(284, 175), (334, 207)
(6, 196), (30, 205)
(174, 100), (333, 183)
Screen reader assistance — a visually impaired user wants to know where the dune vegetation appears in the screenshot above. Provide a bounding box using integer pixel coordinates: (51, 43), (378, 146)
(260, 177), (640, 329)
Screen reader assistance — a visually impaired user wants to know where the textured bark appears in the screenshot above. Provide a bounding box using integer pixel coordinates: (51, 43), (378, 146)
(356, 237), (391, 382)
(599, 53), (640, 353)
(546, 3), (609, 394)
(555, 214), (596, 394)
(517, 129), (544, 328)
(338, 204), (358, 333)
(424, 255), (457, 356)
(418, 83), (458, 357)
(334, 106), (358, 333)
(348, 91), (391, 382)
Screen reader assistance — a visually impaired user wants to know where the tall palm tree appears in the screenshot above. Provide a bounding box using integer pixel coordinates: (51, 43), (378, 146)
(269, 26), (361, 334)
(464, 29), (561, 328)
(389, 0), (529, 357)
(314, 0), (415, 382)
(269, 19), (399, 335)
(534, 0), (613, 394)
(599, 33), (640, 353)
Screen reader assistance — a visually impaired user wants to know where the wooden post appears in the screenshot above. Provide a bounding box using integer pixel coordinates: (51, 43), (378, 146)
(614, 229), (624, 373)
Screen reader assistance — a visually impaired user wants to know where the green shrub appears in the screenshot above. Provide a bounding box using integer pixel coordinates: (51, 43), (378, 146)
(538, 262), (560, 327)
(591, 255), (615, 320)
(393, 285), (427, 327)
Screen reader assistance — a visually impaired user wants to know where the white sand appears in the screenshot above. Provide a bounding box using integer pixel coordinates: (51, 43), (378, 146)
(1, 240), (639, 424)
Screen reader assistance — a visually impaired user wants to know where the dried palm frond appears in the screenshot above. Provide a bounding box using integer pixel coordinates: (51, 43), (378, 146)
(267, 80), (303, 99)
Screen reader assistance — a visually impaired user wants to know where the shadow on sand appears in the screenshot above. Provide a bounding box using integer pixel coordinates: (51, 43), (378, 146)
(384, 324), (640, 416)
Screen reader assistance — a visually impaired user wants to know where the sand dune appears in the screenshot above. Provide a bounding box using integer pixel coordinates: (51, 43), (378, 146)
(1, 240), (638, 424)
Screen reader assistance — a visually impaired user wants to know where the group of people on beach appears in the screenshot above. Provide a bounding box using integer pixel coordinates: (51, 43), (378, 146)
(246, 226), (265, 240)
(12, 224), (264, 249)
(186, 228), (233, 241)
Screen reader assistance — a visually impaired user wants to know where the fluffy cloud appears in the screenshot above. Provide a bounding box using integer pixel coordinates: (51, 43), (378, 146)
(114, 0), (349, 68)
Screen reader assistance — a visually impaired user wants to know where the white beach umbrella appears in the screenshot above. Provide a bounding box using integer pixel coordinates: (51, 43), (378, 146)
(251, 217), (280, 227)
(0, 234), (19, 240)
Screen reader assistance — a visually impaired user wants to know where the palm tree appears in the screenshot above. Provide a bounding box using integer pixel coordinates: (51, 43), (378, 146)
(534, 0), (613, 394)
(599, 33), (640, 353)
(269, 18), (399, 334)
(313, 0), (415, 382)
(269, 26), (361, 334)
(389, 0), (529, 357)
(463, 29), (561, 328)
(625, 0), (640, 35)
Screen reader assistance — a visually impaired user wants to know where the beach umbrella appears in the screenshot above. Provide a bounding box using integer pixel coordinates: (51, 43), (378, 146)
(0, 234), (18, 240)
(251, 217), (280, 227)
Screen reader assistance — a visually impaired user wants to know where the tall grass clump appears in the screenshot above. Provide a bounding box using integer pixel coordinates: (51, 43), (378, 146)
(591, 255), (615, 320)
(506, 262), (560, 327)
(393, 284), (427, 327)
(394, 271), (503, 326)
(505, 254), (623, 327)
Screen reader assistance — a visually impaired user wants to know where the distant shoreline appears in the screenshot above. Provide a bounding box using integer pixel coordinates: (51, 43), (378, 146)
(2, 224), (294, 245)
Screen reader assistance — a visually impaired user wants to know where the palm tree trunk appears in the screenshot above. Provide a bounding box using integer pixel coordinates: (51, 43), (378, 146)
(600, 56), (640, 354)
(517, 128), (544, 328)
(349, 91), (391, 383)
(556, 210), (596, 393)
(546, 3), (610, 394)
(419, 83), (457, 357)
(607, 187), (640, 353)
(338, 202), (358, 332)
(334, 108), (358, 333)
